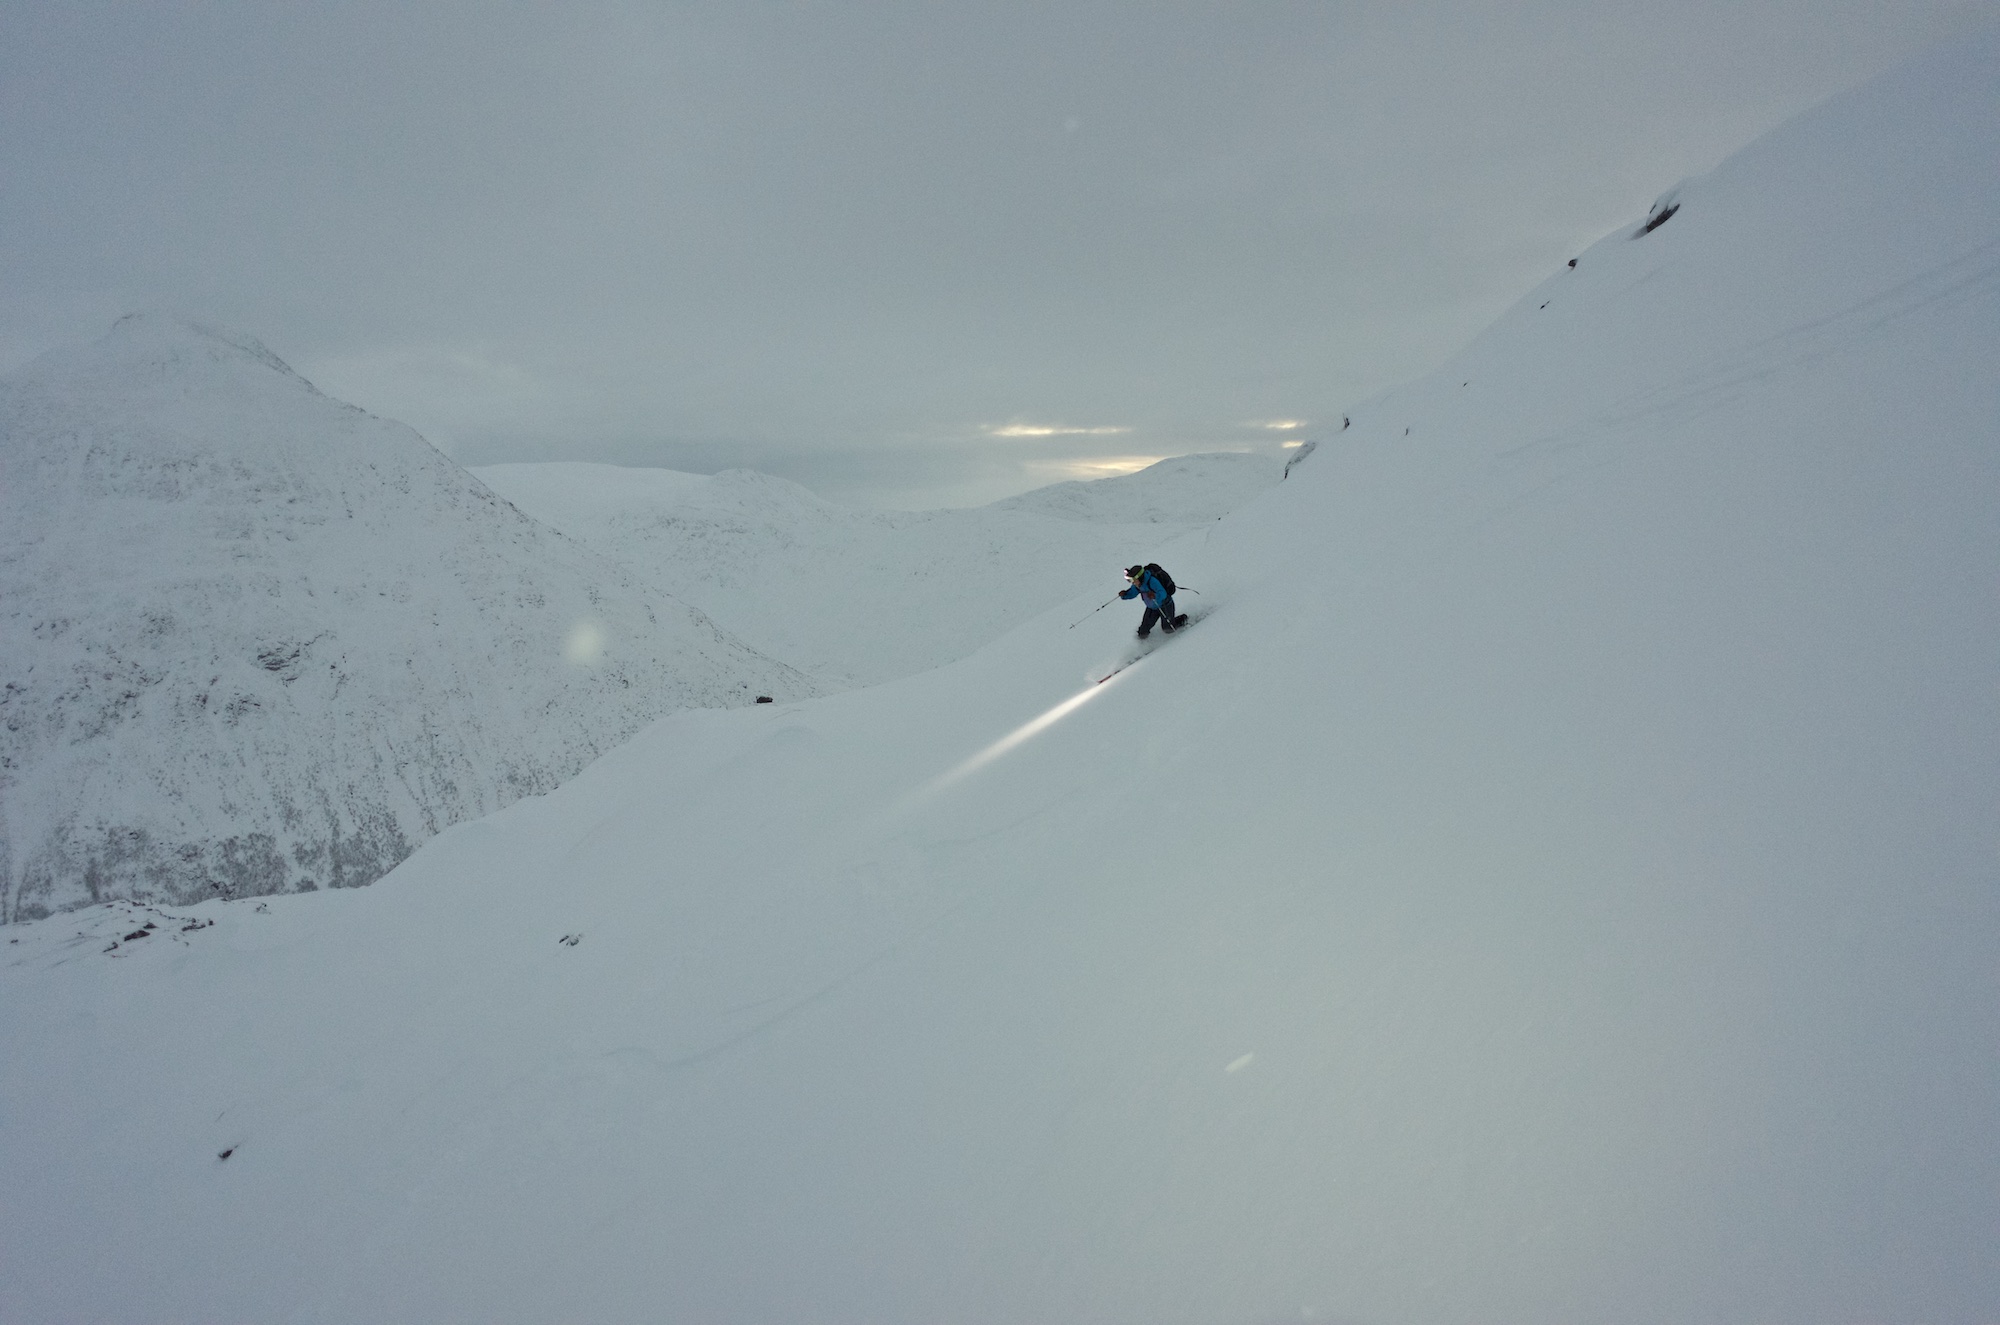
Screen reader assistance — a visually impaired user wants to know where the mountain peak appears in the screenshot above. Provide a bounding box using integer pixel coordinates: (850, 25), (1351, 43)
(14, 311), (315, 393)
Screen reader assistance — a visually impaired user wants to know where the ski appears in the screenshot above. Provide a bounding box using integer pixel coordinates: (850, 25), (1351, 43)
(1096, 612), (1198, 683)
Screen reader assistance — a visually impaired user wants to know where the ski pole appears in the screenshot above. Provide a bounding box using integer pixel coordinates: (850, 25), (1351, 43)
(1067, 595), (1120, 629)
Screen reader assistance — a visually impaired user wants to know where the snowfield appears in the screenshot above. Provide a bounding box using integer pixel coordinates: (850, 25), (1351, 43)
(471, 451), (1284, 688)
(3, 30), (1998, 1325)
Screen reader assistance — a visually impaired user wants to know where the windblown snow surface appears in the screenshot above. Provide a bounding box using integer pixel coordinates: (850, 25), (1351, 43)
(0, 316), (812, 921)
(4, 32), (1998, 1325)
(471, 453), (1285, 688)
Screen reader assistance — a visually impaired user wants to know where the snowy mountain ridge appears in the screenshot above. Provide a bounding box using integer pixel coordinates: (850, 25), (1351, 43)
(0, 312), (813, 921)
(472, 451), (1285, 687)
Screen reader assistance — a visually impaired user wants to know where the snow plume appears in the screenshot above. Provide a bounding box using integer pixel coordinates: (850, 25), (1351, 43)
(0, 314), (811, 920)
(4, 30), (2000, 1325)
(910, 665), (1131, 806)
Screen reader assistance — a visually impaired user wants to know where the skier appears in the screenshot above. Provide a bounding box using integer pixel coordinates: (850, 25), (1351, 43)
(1120, 563), (1185, 639)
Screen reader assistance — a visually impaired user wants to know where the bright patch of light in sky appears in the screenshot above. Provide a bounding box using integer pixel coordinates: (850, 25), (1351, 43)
(985, 423), (1134, 438)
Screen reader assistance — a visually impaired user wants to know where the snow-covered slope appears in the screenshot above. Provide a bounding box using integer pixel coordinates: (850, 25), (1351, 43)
(0, 315), (809, 921)
(5, 31), (1999, 1324)
(471, 451), (1283, 687)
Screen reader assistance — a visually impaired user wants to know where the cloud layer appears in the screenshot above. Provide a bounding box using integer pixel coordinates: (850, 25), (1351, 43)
(4, 1), (1993, 504)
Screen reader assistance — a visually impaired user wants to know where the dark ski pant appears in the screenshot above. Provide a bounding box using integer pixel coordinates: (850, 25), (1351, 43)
(1138, 597), (1179, 637)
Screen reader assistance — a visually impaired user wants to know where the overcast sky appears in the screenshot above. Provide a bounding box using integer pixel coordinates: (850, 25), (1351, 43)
(4, 2), (1995, 506)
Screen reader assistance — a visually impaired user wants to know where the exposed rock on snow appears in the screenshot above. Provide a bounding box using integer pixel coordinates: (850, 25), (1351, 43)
(0, 314), (811, 921)
(471, 450), (1284, 687)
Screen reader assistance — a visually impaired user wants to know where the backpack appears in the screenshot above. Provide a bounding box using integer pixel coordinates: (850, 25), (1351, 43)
(1144, 562), (1176, 596)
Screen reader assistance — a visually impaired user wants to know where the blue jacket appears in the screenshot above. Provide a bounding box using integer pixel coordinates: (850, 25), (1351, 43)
(1119, 569), (1172, 609)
